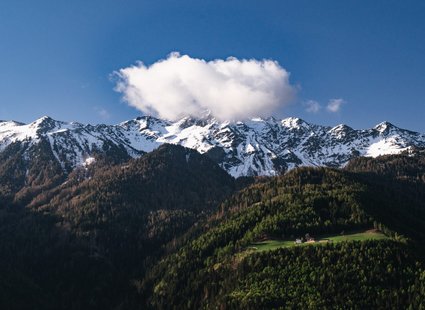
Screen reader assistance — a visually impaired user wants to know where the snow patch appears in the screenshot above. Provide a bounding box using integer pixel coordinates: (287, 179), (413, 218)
(365, 139), (409, 157)
(84, 157), (96, 167)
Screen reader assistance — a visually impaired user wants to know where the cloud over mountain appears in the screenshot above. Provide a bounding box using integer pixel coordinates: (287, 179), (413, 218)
(115, 52), (295, 120)
(327, 98), (345, 113)
(304, 100), (321, 113)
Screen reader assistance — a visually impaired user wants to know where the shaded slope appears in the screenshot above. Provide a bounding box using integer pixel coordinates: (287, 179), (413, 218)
(41, 143), (236, 276)
(0, 139), (65, 207)
(0, 144), (236, 310)
(345, 149), (425, 243)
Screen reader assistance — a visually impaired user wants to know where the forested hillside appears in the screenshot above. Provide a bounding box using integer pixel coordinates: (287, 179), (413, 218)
(345, 148), (425, 243)
(41, 143), (236, 276)
(0, 144), (237, 309)
(345, 147), (425, 181)
(1, 147), (425, 309)
(142, 160), (425, 309)
(0, 139), (65, 207)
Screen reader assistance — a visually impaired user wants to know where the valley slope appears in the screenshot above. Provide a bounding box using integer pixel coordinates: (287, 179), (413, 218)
(141, 151), (425, 309)
(0, 144), (237, 309)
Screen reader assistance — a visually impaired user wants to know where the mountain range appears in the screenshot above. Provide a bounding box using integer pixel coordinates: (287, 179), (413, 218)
(1, 115), (425, 309)
(1, 115), (424, 177)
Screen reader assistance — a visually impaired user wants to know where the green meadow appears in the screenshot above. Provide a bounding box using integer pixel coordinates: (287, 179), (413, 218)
(250, 230), (388, 252)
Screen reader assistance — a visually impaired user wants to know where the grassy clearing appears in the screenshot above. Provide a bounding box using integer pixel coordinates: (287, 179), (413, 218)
(249, 230), (388, 252)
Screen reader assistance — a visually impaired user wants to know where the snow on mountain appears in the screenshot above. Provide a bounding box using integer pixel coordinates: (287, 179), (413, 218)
(1, 115), (424, 177)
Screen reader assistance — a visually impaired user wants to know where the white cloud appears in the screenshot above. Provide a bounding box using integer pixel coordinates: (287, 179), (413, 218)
(327, 98), (345, 113)
(94, 107), (110, 120)
(114, 52), (296, 121)
(304, 100), (321, 113)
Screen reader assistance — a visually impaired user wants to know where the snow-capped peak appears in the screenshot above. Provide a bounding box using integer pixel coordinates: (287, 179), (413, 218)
(374, 121), (395, 133)
(35, 115), (53, 122)
(1, 115), (424, 177)
(281, 117), (308, 129)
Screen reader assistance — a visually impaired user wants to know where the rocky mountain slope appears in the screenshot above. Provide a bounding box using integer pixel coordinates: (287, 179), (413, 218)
(1, 115), (424, 177)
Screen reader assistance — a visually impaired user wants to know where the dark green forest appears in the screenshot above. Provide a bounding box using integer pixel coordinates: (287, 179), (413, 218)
(0, 144), (425, 309)
(0, 143), (237, 309)
(142, 165), (425, 309)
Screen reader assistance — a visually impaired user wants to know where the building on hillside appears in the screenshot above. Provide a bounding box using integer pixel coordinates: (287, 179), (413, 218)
(305, 233), (315, 243)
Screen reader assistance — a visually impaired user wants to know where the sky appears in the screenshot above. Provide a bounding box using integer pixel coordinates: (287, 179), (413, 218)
(0, 0), (425, 131)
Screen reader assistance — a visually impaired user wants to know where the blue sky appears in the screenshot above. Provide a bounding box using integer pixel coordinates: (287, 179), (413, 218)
(1, 0), (424, 131)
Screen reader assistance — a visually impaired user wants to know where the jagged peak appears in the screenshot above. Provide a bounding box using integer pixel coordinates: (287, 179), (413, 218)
(281, 117), (308, 129)
(29, 116), (57, 127)
(328, 124), (354, 139)
(374, 121), (396, 133)
(330, 124), (353, 132)
(174, 114), (217, 128)
(120, 115), (170, 131)
(30, 115), (63, 126)
(34, 115), (54, 122)
(134, 115), (163, 122)
(69, 121), (84, 126)
(1, 113), (425, 179)
(26, 116), (68, 136)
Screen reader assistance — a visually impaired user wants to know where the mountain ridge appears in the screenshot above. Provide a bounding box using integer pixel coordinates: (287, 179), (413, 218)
(1, 115), (425, 177)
